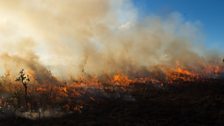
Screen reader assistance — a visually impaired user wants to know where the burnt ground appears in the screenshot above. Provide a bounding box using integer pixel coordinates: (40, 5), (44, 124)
(1, 79), (224, 126)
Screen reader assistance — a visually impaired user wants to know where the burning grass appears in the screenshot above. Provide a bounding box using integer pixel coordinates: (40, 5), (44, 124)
(0, 64), (223, 120)
(1, 78), (224, 126)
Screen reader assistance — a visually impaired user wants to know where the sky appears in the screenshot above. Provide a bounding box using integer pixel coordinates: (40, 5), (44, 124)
(133, 0), (224, 52)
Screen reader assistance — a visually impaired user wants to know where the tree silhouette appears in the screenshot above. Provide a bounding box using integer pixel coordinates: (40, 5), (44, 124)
(16, 69), (30, 108)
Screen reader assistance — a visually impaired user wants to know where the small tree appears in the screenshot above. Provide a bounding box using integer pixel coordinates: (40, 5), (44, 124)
(16, 69), (30, 108)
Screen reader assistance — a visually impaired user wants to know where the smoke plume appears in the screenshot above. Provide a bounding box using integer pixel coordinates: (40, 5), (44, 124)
(0, 0), (222, 82)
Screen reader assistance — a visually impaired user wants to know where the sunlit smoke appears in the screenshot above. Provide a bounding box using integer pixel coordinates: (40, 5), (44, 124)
(0, 0), (222, 83)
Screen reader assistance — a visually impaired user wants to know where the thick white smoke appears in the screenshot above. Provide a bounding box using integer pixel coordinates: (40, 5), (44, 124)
(0, 0), (222, 82)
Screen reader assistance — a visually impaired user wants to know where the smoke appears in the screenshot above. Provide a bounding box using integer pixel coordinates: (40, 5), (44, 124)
(0, 0), (222, 82)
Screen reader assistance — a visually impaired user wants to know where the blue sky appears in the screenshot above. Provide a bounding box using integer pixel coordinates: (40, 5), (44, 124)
(133, 0), (224, 51)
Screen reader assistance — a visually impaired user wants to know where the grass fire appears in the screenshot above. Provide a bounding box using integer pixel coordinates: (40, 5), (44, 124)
(0, 0), (224, 126)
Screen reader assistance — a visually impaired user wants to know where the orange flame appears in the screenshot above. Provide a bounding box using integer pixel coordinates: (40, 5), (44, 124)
(112, 73), (133, 86)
